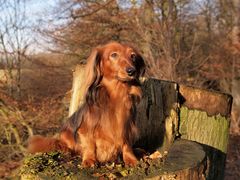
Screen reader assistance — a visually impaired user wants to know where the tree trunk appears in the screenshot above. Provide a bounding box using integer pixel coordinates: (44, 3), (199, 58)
(16, 50), (21, 99)
(179, 85), (232, 180)
(232, 0), (240, 47)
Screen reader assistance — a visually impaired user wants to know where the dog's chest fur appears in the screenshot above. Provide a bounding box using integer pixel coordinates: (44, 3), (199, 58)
(80, 83), (138, 162)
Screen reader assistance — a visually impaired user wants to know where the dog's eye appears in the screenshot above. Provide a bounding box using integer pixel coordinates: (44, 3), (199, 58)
(130, 53), (136, 61)
(110, 52), (118, 59)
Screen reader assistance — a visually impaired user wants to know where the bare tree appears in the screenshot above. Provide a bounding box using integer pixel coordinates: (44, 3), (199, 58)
(44, 0), (239, 91)
(39, 0), (123, 60)
(0, 0), (31, 99)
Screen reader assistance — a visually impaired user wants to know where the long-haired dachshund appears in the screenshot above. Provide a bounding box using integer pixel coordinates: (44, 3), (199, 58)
(28, 42), (145, 167)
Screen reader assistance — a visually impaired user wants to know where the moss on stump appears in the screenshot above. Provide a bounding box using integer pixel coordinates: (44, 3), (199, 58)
(18, 139), (206, 179)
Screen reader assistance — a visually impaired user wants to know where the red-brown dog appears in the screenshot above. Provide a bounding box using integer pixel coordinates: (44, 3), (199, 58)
(28, 42), (145, 167)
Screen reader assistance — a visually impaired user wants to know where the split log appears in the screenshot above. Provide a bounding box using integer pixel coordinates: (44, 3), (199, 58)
(135, 78), (179, 153)
(179, 85), (232, 180)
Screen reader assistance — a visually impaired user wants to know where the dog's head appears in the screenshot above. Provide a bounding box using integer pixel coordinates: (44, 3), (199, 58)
(83, 42), (145, 103)
(99, 42), (145, 82)
(86, 42), (145, 83)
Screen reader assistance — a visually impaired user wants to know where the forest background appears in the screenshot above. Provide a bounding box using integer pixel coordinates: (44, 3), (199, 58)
(0, 0), (239, 178)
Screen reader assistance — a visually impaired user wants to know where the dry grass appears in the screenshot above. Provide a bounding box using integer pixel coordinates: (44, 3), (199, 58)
(0, 54), (74, 178)
(0, 93), (68, 178)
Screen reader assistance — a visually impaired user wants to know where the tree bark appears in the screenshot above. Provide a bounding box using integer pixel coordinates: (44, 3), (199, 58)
(135, 78), (179, 154)
(179, 85), (232, 180)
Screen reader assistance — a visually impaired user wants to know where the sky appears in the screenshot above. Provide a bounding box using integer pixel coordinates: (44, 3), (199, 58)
(26, 0), (58, 53)
(0, 0), (58, 54)
(27, 0), (56, 19)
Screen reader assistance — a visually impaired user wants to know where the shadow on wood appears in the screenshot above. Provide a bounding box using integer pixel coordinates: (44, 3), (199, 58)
(134, 79), (178, 154)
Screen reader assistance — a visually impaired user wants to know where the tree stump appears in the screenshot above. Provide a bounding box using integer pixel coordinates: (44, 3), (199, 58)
(146, 139), (206, 180)
(179, 85), (232, 180)
(18, 66), (232, 179)
(19, 139), (206, 179)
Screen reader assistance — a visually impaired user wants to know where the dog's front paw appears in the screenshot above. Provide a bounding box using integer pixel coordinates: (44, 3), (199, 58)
(124, 155), (138, 167)
(82, 159), (96, 168)
(123, 144), (138, 167)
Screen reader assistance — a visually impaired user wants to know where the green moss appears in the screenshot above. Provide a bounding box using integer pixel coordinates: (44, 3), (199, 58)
(19, 152), (78, 179)
(17, 139), (206, 179)
(179, 106), (230, 153)
(18, 152), (166, 179)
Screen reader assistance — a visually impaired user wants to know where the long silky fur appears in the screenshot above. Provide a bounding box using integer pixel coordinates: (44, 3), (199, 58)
(64, 48), (104, 140)
(65, 44), (146, 144)
(28, 42), (146, 167)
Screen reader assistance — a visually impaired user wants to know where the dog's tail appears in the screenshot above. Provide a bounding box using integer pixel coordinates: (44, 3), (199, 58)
(28, 127), (77, 154)
(27, 135), (70, 154)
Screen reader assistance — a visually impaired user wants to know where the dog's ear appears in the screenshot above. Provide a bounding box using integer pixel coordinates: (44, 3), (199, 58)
(83, 47), (103, 104)
(66, 48), (102, 137)
(85, 48), (102, 82)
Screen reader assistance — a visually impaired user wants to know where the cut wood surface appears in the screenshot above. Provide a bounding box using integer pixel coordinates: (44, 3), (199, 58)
(68, 65), (86, 117)
(146, 139), (206, 180)
(179, 85), (232, 117)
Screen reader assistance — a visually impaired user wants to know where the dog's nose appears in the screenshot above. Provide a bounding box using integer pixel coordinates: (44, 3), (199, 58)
(126, 67), (136, 76)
